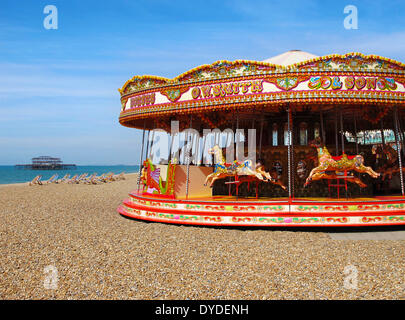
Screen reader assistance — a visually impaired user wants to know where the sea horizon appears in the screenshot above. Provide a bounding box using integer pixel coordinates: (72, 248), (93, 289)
(0, 165), (140, 185)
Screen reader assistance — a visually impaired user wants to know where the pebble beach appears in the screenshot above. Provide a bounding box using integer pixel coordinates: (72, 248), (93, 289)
(1, 172), (405, 300)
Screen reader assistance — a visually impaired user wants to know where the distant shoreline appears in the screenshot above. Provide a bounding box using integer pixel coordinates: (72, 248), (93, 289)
(0, 172), (139, 187)
(0, 182), (28, 188)
(0, 165), (140, 185)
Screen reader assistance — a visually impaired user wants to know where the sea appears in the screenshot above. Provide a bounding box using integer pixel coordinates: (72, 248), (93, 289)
(0, 165), (140, 185)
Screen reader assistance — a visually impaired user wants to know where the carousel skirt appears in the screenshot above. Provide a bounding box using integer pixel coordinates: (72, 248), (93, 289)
(118, 192), (405, 227)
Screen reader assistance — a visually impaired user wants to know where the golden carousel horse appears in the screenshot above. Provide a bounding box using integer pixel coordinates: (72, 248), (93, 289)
(304, 139), (380, 188)
(203, 145), (286, 190)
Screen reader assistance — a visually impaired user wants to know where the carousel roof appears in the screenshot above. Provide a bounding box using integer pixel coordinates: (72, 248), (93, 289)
(262, 50), (319, 66)
(118, 50), (405, 131)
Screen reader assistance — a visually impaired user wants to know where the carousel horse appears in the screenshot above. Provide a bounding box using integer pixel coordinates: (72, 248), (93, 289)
(203, 145), (286, 190)
(140, 158), (177, 195)
(256, 161), (287, 190)
(304, 139), (380, 188)
(373, 144), (404, 181)
(382, 166), (405, 181)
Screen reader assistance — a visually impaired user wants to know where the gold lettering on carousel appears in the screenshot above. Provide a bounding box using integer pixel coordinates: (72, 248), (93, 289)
(308, 76), (333, 90)
(354, 77), (366, 90)
(309, 75), (397, 91)
(240, 82), (251, 93)
(331, 76), (343, 90)
(223, 83), (234, 95)
(366, 77), (376, 90)
(344, 76), (355, 89)
(232, 82), (240, 94)
(191, 87), (201, 99)
(201, 85), (212, 98)
(377, 77), (386, 90)
(191, 80), (263, 100)
(130, 92), (155, 108)
(376, 77), (397, 90)
(212, 84), (221, 97)
(251, 80), (263, 92)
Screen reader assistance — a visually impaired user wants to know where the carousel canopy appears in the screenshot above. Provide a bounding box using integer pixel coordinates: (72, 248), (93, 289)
(262, 50), (319, 66)
(118, 50), (405, 131)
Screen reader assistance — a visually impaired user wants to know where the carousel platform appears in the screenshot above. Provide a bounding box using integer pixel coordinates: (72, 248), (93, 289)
(118, 192), (405, 227)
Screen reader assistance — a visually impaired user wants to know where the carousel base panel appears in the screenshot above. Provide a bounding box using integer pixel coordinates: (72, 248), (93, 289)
(117, 192), (405, 227)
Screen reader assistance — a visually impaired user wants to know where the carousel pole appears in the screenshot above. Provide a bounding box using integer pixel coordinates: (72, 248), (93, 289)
(137, 120), (146, 192)
(380, 118), (386, 146)
(291, 105), (295, 199)
(185, 115), (193, 200)
(353, 111), (361, 193)
(396, 110), (405, 157)
(145, 120), (154, 160)
(232, 110), (236, 160)
(236, 110), (240, 199)
(320, 108), (326, 143)
(251, 117), (255, 161)
(150, 126), (156, 159)
(340, 108), (348, 198)
(335, 106), (339, 156)
(201, 125), (207, 166)
(259, 111), (264, 157)
(394, 106), (405, 197)
(287, 103), (292, 200)
(353, 112), (359, 154)
(236, 111), (239, 161)
(145, 130), (150, 160)
(169, 122), (178, 164)
(228, 111), (236, 195)
(340, 108), (345, 153)
(168, 131), (173, 163)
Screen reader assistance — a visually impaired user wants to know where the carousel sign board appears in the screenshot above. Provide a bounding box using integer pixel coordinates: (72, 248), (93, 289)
(307, 76), (398, 91)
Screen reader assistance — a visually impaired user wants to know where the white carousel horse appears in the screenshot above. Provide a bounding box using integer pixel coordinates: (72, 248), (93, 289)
(203, 145), (287, 190)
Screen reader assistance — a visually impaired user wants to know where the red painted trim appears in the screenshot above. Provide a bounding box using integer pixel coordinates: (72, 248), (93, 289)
(123, 198), (405, 218)
(122, 199), (287, 217)
(129, 192), (289, 205)
(117, 206), (405, 227)
(129, 192), (405, 206)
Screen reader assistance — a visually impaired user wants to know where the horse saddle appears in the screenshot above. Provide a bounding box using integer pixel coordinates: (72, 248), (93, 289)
(331, 153), (356, 161)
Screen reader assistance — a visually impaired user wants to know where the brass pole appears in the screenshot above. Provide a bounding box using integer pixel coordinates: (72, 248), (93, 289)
(137, 121), (146, 192)
(185, 115), (193, 199)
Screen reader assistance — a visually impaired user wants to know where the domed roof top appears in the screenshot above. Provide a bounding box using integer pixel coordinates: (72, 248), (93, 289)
(262, 50), (319, 66)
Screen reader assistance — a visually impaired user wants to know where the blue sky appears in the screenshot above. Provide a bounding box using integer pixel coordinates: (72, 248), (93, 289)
(1, 0), (405, 165)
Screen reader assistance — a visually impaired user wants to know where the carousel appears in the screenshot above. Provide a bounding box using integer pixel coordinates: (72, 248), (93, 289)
(117, 50), (405, 227)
